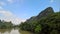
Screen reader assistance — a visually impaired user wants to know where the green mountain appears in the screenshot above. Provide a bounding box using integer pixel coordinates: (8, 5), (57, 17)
(20, 7), (60, 34)
(26, 7), (54, 23)
(36, 7), (54, 19)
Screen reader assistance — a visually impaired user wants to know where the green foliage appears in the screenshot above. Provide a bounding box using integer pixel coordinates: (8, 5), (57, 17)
(50, 30), (58, 34)
(38, 12), (60, 34)
(35, 25), (41, 33)
(0, 20), (13, 29)
(19, 7), (60, 34)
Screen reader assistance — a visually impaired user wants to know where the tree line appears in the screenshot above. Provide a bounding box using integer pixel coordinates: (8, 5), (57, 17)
(0, 20), (13, 29)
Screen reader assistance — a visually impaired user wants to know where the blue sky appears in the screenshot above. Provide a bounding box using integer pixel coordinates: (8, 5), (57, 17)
(0, 0), (60, 25)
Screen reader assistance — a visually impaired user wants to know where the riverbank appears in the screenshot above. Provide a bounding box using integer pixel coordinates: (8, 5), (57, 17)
(0, 28), (34, 34)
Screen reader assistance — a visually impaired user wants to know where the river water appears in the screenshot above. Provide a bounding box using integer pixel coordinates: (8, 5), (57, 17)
(0, 29), (33, 34)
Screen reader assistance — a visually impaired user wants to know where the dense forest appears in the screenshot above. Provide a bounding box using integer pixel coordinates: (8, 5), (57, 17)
(0, 20), (13, 29)
(19, 7), (60, 34)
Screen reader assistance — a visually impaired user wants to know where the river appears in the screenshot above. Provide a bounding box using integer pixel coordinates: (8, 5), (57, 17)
(0, 29), (33, 34)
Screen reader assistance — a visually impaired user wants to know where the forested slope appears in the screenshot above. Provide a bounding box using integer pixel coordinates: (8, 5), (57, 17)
(19, 7), (60, 34)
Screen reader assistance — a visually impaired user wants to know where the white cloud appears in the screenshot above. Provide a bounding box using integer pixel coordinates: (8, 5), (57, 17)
(0, 10), (26, 25)
(0, 2), (6, 6)
(7, 0), (19, 4)
(0, 10), (13, 16)
(0, 0), (23, 5)
(0, 6), (3, 9)
(50, 0), (54, 3)
(7, 0), (14, 4)
(0, 0), (26, 25)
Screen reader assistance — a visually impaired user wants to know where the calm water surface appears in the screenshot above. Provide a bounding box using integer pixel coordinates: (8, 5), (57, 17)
(0, 29), (33, 34)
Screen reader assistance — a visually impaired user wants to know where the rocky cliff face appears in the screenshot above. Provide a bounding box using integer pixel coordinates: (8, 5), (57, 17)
(36, 7), (54, 19)
(26, 7), (54, 23)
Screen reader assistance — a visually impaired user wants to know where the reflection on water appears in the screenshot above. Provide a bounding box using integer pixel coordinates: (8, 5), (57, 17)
(19, 30), (33, 34)
(0, 29), (33, 34)
(0, 29), (20, 34)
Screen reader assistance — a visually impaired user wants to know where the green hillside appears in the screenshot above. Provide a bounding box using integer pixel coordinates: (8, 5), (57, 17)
(19, 7), (60, 34)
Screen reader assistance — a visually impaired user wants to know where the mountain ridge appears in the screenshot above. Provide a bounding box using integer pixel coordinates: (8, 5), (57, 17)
(26, 7), (54, 23)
